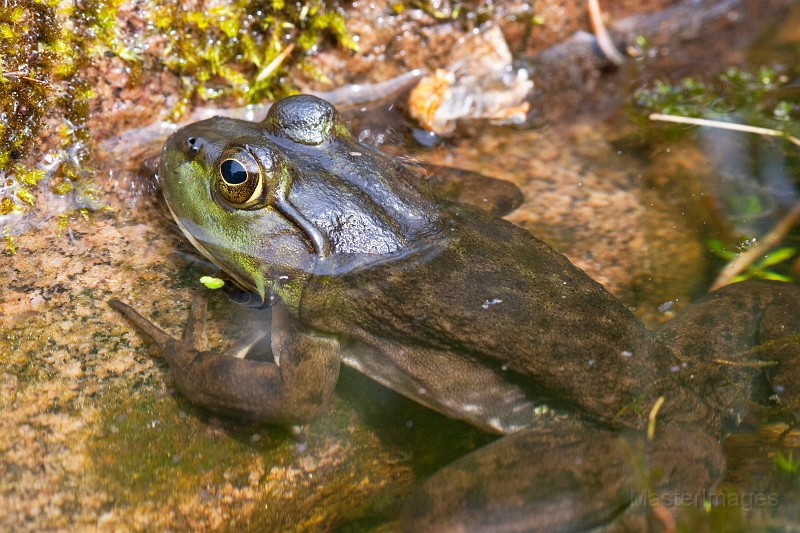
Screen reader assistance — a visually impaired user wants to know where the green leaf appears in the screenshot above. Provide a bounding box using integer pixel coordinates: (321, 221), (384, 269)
(707, 239), (738, 260)
(758, 247), (796, 267)
(730, 273), (750, 283)
(755, 271), (793, 282)
(774, 450), (800, 475)
(200, 276), (225, 289)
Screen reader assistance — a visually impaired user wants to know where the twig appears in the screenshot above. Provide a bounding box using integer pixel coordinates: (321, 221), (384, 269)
(711, 358), (778, 368)
(255, 42), (296, 83)
(649, 113), (800, 147)
(2, 71), (46, 84)
(647, 396), (664, 441)
(587, 0), (626, 66)
(710, 200), (800, 291)
(712, 336), (800, 366)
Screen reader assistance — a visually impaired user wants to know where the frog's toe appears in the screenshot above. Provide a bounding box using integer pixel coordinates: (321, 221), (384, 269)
(109, 299), (184, 354)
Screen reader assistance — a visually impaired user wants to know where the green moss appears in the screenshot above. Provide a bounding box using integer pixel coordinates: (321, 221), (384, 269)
(55, 207), (89, 237)
(0, 2), (57, 165)
(392, 0), (493, 23)
(149, 0), (358, 118)
(0, 0), (358, 219)
(0, 163), (46, 215)
(0, 1), (56, 215)
(0, 0), (121, 216)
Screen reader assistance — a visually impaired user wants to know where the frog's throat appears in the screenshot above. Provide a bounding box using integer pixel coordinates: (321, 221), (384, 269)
(167, 202), (265, 300)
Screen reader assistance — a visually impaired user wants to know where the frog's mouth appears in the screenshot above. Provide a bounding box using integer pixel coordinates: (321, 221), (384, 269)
(223, 283), (276, 309)
(167, 202), (264, 298)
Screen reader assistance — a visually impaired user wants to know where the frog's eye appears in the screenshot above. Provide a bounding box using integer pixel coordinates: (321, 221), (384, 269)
(214, 141), (332, 256)
(216, 149), (264, 206)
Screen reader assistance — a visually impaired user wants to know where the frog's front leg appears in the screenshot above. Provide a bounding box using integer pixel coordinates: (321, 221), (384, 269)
(400, 422), (725, 532)
(109, 292), (341, 426)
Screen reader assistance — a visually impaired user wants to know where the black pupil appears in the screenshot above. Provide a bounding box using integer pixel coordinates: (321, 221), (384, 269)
(221, 159), (248, 185)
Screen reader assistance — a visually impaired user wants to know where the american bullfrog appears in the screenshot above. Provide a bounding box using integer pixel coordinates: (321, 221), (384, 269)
(110, 95), (800, 531)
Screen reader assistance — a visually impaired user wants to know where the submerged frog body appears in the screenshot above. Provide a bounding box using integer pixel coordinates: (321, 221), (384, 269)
(111, 95), (800, 531)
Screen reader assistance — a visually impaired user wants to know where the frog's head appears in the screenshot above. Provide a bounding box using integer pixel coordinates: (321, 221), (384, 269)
(159, 95), (436, 304)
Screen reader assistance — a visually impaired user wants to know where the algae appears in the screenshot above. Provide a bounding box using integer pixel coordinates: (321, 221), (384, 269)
(88, 344), (491, 530)
(92, 386), (291, 504)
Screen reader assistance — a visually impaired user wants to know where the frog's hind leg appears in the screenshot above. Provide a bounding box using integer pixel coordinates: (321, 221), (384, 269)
(655, 280), (800, 424)
(400, 423), (725, 533)
(752, 283), (800, 413)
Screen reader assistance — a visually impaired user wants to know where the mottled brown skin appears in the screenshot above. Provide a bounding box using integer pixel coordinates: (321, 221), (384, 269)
(111, 95), (800, 532)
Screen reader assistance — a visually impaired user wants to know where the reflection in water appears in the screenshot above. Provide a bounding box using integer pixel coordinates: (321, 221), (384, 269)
(700, 126), (799, 235)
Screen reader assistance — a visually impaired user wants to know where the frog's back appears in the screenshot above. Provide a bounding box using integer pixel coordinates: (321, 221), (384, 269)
(299, 207), (700, 431)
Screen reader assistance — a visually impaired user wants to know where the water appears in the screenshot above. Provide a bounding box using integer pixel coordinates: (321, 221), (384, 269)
(2, 3), (800, 531)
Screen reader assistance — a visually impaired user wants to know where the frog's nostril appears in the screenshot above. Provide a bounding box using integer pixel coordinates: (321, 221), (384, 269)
(186, 136), (208, 155)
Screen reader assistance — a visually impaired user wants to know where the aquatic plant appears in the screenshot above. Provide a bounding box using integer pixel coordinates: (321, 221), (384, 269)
(199, 276), (225, 290)
(634, 67), (800, 141)
(707, 239), (795, 284)
(773, 449), (800, 478)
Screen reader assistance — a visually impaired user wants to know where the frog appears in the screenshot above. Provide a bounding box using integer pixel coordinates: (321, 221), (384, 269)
(109, 94), (800, 531)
